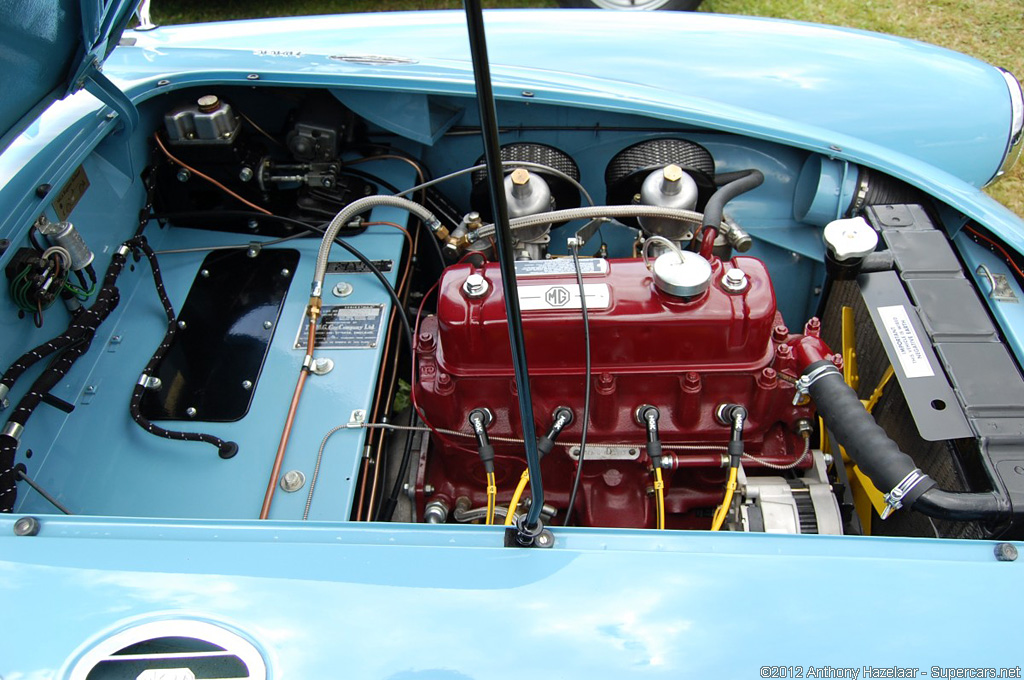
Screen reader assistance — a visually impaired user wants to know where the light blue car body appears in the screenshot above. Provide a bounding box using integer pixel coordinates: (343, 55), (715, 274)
(1, 7), (1022, 678)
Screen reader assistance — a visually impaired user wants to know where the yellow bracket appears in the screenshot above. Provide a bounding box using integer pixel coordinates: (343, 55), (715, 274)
(838, 306), (897, 534)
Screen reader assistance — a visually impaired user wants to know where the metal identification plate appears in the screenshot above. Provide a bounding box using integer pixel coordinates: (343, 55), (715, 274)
(325, 260), (393, 274)
(567, 445), (640, 461)
(514, 258), (608, 277)
(518, 283), (610, 311)
(295, 304), (385, 349)
(54, 166), (90, 221)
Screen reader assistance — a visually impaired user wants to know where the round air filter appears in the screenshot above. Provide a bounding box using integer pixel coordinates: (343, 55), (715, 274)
(470, 143), (582, 221)
(605, 138), (716, 227)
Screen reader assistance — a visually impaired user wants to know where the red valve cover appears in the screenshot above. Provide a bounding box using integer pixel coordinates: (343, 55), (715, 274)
(414, 257), (820, 528)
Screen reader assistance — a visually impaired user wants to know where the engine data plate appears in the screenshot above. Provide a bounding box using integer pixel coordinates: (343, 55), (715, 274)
(518, 283), (610, 311)
(514, 258), (608, 277)
(295, 304), (385, 349)
(325, 259), (393, 274)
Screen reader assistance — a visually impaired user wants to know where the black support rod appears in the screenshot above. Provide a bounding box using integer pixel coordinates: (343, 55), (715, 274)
(462, 0), (544, 532)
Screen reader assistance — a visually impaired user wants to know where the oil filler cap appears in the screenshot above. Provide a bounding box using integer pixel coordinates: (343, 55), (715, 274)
(652, 250), (712, 299)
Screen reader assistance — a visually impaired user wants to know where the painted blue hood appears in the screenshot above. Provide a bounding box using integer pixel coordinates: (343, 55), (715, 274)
(2, 518), (1021, 677)
(117, 10), (1017, 188)
(0, 0), (139, 155)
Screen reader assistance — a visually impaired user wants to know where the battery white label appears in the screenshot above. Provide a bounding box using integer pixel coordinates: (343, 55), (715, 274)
(877, 305), (934, 378)
(518, 283), (610, 311)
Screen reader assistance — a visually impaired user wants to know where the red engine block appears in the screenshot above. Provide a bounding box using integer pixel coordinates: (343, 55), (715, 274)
(414, 257), (824, 528)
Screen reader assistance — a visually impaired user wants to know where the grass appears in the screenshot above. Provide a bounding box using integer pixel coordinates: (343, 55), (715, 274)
(151, 0), (1023, 217)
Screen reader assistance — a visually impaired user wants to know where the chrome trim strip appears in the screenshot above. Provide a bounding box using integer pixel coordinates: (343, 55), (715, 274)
(991, 67), (1024, 183)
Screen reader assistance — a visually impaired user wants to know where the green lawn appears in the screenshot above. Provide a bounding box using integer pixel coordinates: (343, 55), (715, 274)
(151, 0), (1023, 217)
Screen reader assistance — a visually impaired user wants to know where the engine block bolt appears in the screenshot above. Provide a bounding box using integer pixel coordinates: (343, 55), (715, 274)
(186, 407), (197, 418)
(280, 470), (306, 493)
(773, 324), (790, 342)
(776, 344), (791, 358)
(994, 543), (1018, 562)
(176, 169), (191, 183)
(759, 367), (778, 389)
(683, 372), (701, 391)
(241, 380), (253, 390)
(805, 317), (822, 336)
(721, 267), (749, 293)
(436, 373), (453, 391)
(462, 273), (490, 299)
(418, 332), (435, 352)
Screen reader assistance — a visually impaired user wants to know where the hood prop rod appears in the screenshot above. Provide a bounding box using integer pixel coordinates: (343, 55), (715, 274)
(462, 0), (548, 546)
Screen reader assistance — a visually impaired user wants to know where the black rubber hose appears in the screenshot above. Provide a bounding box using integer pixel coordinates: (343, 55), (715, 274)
(702, 169), (764, 231)
(804, 360), (1011, 521)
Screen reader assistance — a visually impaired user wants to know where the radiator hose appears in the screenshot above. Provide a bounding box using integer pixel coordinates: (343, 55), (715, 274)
(801, 358), (1009, 522)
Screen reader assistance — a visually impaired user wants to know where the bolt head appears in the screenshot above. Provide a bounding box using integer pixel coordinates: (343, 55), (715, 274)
(510, 168), (530, 186)
(722, 268), (748, 292)
(662, 164), (684, 182)
(200, 269), (210, 278)
(242, 380), (253, 390)
(186, 407), (197, 418)
(281, 269), (291, 277)
(263, 320), (274, 330)
(333, 282), (354, 298)
(177, 320), (187, 330)
(280, 470), (306, 493)
(463, 273), (490, 299)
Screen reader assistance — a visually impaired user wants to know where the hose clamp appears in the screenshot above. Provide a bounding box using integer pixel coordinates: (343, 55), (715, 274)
(792, 363), (841, 405)
(2, 422), (25, 442)
(881, 468), (928, 519)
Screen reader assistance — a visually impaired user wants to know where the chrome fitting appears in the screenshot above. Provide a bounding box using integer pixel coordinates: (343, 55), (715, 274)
(116, 244), (132, 257)
(462, 273), (490, 299)
(721, 267), (749, 293)
(424, 499), (450, 524)
(2, 422), (25, 442)
(0, 384), (8, 410)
